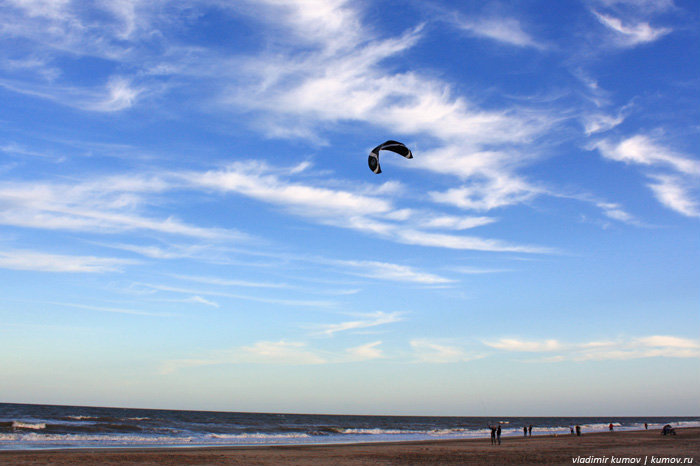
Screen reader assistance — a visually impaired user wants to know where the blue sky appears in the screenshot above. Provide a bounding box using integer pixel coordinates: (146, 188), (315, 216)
(0, 0), (698, 416)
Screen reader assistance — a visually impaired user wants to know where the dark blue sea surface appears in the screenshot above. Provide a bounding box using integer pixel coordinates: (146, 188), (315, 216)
(1, 403), (698, 450)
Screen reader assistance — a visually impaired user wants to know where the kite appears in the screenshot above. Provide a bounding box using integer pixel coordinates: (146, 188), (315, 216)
(368, 140), (412, 174)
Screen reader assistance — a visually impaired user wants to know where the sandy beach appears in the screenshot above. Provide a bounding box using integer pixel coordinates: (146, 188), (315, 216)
(2, 427), (698, 466)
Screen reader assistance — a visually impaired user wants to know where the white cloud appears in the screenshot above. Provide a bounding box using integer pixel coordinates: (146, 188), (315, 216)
(0, 177), (240, 239)
(138, 282), (335, 308)
(596, 135), (700, 175)
(453, 16), (544, 49)
(594, 135), (700, 217)
(223, 1), (557, 205)
(395, 230), (555, 254)
(575, 335), (700, 360)
(593, 11), (671, 47)
(485, 338), (562, 352)
(183, 295), (220, 308)
(188, 161), (393, 219)
(596, 201), (639, 224)
(240, 340), (327, 365)
(159, 340), (328, 374)
(429, 176), (540, 211)
(647, 175), (700, 217)
(5, 0), (72, 19)
(315, 311), (403, 337)
(410, 339), (482, 363)
(86, 77), (141, 112)
(245, 0), (362, 53)
(485, 335), (700, 361)
(1, 0), (566, 234)
(338, 260), (453, 285)
(160, 338), (386, 374)
(346, 341), (384, 361)
(583, 111), (627, 135)
(185, 162), (552, 253)
(594, 0), (675, 12)
(170, 274), (289, 289)
(0, 162), (553, 255)
(0, 77), (145, 112)
(0, 249), (135, 273)
(49, 301), (172, 317)
(419, 215), (496, 230)
(635, 335), (700, 349)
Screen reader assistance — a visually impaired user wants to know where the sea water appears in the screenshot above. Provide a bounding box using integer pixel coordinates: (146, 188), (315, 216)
(1, 403), (698, 450)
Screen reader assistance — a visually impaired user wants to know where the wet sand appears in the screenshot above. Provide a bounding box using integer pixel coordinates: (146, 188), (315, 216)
(2, 427), (698, 465)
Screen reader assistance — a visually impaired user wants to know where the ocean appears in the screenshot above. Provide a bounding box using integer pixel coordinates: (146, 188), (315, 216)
(1, 403), (698, 450)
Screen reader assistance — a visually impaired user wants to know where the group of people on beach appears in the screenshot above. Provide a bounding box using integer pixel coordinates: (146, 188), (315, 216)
(489, 421), (674, 445)
(489, 423), (534, 445)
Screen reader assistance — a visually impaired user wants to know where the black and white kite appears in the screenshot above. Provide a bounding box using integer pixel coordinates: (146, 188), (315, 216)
(368, 140), (412, 174)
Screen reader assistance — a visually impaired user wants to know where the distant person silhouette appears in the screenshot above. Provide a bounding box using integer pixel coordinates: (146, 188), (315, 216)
(523, 426), (527, 437)
(497, 424), (502, 445)
(490, 425), (497, 445)
(576, 425), (581, 436)
(528, 424), (533, 437)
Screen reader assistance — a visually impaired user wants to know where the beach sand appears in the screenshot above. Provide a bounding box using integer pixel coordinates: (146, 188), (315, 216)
(2, 427), (698, 465)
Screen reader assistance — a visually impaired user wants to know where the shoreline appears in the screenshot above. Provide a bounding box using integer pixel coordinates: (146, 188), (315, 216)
(2, 427), (698, 465)
(0, 425), (669, 452)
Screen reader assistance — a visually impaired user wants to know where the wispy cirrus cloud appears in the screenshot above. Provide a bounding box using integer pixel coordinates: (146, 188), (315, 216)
(0, 0), (162, 112)
(647, 175), (700, 218)
(1, 0), (575, 227)
(485, 335), (700, 361)
(160, 333), (700, 374)
(241, 0), (363, 53)
(0, 161), (554, 254)
(137, 282), (336, 308)
(159, 340), (327, 374)
(221, 1), (562, 223)
(0, 249), (135, 273)
(184, 161), (553, 253)
(0, 76), (144, 112)
(0, 176), (242, 239)
(451, 15), (545, 49)
(159, 338), (384, 374)
(583, 109), (629, 135)
(595, 135), (700, 175)
(486, 338), (562, 352)
(594, 135), (700, 217)
(48, 301), (173, 317)
(335, 260), (453, 285)
(410, 339), (484, 364)
(346, 341), (384, 360)
(592, 10), (671, 47)
(313, 311), (403, 337)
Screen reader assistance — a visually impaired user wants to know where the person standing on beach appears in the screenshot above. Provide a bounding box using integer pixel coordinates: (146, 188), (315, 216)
(576, 425), (581, 436)
(609, 423), (614, 432)
(528, 424), (533, 437)
(497, 424), (502, 445)
(523, 426), (527, 437)
(490, 425), (497, 445)
(570, 426), (575, 435)
(645, 423), (648, 430)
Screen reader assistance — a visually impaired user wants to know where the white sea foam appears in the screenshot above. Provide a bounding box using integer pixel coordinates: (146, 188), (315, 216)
(12, 422), (46, 430)
(208, 433), (310, 440)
